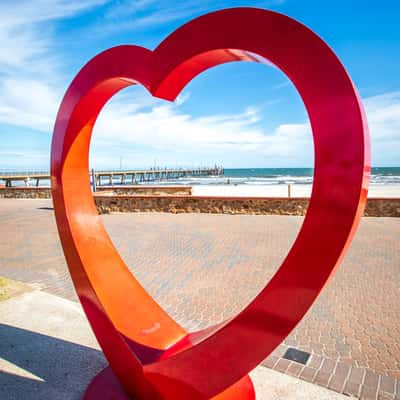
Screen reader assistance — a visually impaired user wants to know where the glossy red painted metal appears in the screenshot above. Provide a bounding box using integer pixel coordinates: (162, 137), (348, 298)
(50, 8), (370, 400)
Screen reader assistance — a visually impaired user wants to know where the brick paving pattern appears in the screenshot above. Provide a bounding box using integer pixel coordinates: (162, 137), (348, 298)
(0, 198), (399, 399)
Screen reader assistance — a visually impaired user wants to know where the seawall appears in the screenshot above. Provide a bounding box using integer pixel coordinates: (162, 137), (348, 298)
(95, 195), (400, 217)
(1, 187), (399, 217)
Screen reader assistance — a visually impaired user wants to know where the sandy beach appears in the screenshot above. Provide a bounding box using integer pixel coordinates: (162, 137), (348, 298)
(191, 183), (400, 198)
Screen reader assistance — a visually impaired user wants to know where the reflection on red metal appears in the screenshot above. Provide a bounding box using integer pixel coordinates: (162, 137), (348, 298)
(50, 8), (370, 400)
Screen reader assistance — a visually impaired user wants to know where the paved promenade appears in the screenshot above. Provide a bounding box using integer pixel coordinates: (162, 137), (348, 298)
(0, 199), (399, 399)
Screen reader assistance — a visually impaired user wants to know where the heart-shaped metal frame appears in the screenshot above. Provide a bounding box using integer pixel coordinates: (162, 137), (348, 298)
(51, 7), (370, 400)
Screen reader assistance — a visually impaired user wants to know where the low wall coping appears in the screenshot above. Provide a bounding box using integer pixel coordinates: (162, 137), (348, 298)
(93, 194), (310, 201)
(96, 185), (192, 189)
(0, 187), (50, 190)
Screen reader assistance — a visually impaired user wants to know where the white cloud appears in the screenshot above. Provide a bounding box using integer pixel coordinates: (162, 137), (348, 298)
(0, 0), (107, 26)
(88, 0), (286, 37)
(90, 87), (313, 168)
(0, 0), (109, 134)
(90, 89), (400, 168)
(0, 79), (59, 132)
(273, 80), (291, 90)
(364, 91), (400, 166)
(0, 0), (106, 69)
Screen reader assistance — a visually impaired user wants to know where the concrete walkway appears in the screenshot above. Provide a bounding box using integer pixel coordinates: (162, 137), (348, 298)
(0, 290), (348, 399)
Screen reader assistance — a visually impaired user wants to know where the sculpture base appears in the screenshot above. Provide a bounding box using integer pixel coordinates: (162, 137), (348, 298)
(83, 367), (130, 399)
(84, 366), (255, 399)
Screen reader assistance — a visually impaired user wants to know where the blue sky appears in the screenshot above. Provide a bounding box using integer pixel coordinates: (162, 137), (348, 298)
(0, 0), (399, 170)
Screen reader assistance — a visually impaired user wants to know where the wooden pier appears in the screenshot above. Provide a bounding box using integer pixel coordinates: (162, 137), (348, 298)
(0, 167), (224, 188)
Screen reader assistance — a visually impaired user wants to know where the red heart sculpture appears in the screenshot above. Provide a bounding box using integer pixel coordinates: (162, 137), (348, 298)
(51, 7), (370, 400)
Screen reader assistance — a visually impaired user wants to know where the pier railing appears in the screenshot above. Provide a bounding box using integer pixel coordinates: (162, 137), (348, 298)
(0, 167), (224, 188)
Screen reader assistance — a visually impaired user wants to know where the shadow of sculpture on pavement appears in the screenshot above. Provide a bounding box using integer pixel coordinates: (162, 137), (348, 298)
(0, 324), (106, 400)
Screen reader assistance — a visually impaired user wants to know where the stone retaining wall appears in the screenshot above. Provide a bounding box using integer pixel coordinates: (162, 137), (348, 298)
(364, 198), (400, 217)
(1, 187), (399, 217)
(0, 187), (51, 199)
(0, 185), (191, 199)
(95, 195), (309, 216)
(94, 195), (400, 217)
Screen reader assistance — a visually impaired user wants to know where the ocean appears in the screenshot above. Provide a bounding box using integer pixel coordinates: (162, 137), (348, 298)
(1, 167), (400, 189)
(155, 167), (400, 186)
